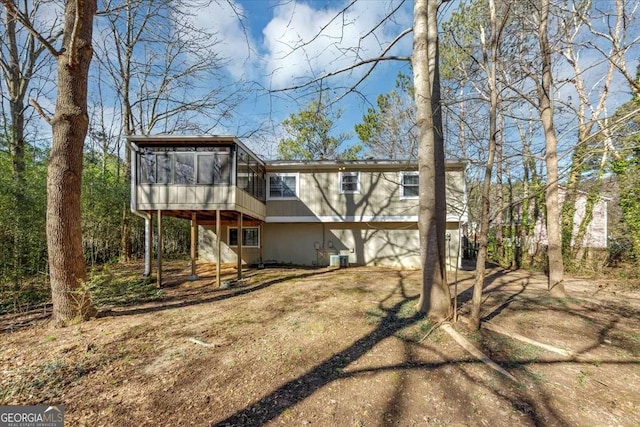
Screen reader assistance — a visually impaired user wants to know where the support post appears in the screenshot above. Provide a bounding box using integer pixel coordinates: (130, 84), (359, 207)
(259, 223), (264, 268)
(237, 212), (243, 281)
(144, 213), (152, 276)
(189, 212), (198, 281)
(216, 209), (221, 288)
(157, 209), (162, 288)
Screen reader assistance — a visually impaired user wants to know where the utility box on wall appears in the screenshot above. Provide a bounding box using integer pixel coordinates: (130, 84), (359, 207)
(330, 255), (349, 268)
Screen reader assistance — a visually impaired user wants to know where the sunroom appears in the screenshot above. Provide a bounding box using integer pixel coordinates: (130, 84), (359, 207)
(128, 135), (266, 286)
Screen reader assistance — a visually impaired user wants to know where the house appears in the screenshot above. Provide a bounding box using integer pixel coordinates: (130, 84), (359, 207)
(529, 188), (609, 257)
(129, 135), (467, 284)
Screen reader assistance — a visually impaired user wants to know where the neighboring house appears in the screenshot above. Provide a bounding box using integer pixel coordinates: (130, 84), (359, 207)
(129, 135), (467, 278)
(530, 188), (609, 255)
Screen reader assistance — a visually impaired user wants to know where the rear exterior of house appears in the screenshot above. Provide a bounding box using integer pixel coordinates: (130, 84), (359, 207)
(129, 135), (467, 272)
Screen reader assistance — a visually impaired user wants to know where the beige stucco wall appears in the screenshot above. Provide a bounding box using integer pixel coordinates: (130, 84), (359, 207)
(199, 224), (262, 265)
(199, 222), (461, 270)
(261, 222), (461, 270)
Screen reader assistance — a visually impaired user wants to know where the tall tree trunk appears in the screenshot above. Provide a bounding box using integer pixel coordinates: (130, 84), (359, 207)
(6, 12), (27, 285)
(470, 0), (500, 330)
(120, 101), (133, 262)
(48, 0), (97, 326)
(414, 0), (451, 319)
(4, 11), (25, 181)
(495, 109), (504, 261)
(537, 0), (566, 297)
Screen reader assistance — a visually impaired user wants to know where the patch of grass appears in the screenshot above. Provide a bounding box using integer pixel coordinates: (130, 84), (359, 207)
(512, 342), (542, 360)
(488, 333), (542, 361)
(398, 318), (435, 343)
(397, 300), (417, 319)
(1, 358), (91, 404)
(628, 332), (640, 342)
(577, 369), (591, 386)
(343, 286), (368, 296)
(87, 268), (162, 308)
(522, 368), (546, 384)
(365, 307), (385, 325)
(532, 295), (582, 309)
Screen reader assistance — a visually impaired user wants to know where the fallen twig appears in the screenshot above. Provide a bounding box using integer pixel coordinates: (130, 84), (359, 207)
(418, 315), (451, 343)
(442, 324), (518, 383)
(187, 338), (214, 348)
(482, 321), (575, 357)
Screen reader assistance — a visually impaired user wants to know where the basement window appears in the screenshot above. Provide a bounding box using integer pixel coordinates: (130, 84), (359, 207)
(228, 227), (260, 247)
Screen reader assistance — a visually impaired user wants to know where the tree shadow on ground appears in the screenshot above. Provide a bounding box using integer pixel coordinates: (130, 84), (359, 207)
(208, 267), (597, 427)
(454, 268), (530, 308)
(211, 270), (421, 426)
(97, 268), (336, 319)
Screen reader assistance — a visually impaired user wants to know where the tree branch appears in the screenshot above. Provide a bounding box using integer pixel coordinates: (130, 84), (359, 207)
(29, 97), (52, 124)
(68, 0), (82, 66)
(271, 54), (410, 94)
(0, 0), (60, 57)
(271, 25), (413, 97)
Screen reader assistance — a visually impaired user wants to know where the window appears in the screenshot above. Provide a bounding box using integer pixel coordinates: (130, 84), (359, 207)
(197, 152), (230, 184)
(174, 153), (195, 184)
(228, 227), (260, 247)
(236, 149), (266, 201)
(400, 171), (419, 199)
(339, 171), (360, 194)
(138, 147), (230, 185)
(139, 153), (156, 183)
(156, 153), (171, 184)
(267, 173), (298, 199)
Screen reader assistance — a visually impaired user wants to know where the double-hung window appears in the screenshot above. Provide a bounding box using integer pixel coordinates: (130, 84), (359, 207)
(339, 171), (360, 194)
(267, 173), (299, 199)
(228, 227), (260, 247)
(400, 171), (419, 199)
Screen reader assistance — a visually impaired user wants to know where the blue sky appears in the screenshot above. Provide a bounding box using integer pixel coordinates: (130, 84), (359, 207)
(190, 0), (415, 157)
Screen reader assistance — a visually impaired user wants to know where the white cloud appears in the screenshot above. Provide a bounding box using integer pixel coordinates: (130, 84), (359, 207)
(261, 0), (412, 90)
(189, 0), (259, 80)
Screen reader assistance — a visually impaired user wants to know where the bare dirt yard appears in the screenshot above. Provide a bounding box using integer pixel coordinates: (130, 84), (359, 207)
(1, 262), (639, 426)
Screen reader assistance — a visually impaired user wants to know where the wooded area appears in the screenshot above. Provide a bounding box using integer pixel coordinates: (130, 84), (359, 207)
(1, 0), (638, 324)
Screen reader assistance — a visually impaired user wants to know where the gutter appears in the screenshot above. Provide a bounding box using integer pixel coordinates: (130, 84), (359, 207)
(130, 141), (152, 277)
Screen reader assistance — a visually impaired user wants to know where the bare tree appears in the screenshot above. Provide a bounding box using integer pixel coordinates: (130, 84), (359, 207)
(355, 73), (418, 159)
(558, 0), (638, 263)
(0, 1), (60, 284)
(1, 0), (98, 325)
(536, 0), (566, 296)
(470, 0), (511, 329)
(93, 0), (247, 261)
(0, 0), (60, 182)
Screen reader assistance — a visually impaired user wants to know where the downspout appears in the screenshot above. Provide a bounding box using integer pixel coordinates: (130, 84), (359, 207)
(130, 142), (152, 276)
